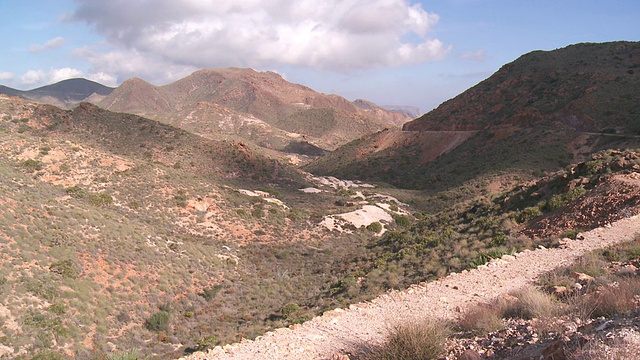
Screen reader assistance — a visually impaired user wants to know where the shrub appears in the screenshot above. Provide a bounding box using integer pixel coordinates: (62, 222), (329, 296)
(590, 278), (640, 318)
(145, 310), (170, 332)
(458, 303), (503, 335)
(367, 318), (451, 360)
(517, 206), (542, 223)
(367, 222), (383, 233)
(49, 259), (79, 279)
(281, 303), (301, 319)
(89, 192), (113, 206)
(21, 159), (43, 171)
(502, 286), (562, 320)
(393, 215), (410, 228)
(65, 186), (85, 199)
(31, 351), (66, 360)
(106, 350), (145, 360)
(195, 335), (219, 351)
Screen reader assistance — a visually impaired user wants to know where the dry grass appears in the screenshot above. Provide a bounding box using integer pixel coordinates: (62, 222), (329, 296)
(502, 286), (564, 320)
(590, 277), (640, 318)
(458, 303), (504, 335)
(362, 318), (451, 360)
(571, 331), (640, 360)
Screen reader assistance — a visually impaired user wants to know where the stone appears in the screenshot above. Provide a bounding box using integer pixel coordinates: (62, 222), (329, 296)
(457, 349), (482, 360)
(551, 285), (568, 297)
(571, 272), (594, 283)
(541, 340), (566, 360)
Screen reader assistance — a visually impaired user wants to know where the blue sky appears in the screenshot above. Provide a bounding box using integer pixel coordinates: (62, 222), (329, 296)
(0, 1), (638, 112)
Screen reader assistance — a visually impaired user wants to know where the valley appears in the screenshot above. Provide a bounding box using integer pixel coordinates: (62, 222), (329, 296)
(1, 41), (640, 360)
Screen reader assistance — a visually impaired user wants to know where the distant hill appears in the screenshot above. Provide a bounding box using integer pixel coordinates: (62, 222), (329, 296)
(0, 78), (114, 108)
(98, 68), (410, 152)
(306, 41), (640, 190)
(381, 105), (422, 118)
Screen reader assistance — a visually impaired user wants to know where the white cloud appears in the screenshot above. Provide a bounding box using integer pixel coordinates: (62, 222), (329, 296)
(71, 0), (450, 83)
(18, 68), (89, 88)
(461, 49), (486, 62)
(0, 72), (14, 81)
(49, 67), (85, 83)
(87, 72), (118, 87)
(20, 70), (46, 85)
(29, 36), (65, 53)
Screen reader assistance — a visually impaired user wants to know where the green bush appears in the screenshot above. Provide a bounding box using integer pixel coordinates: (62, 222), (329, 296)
(21, 159), (43, 171)
(195, 335), (219, 351)
(145, 310), (170, 332)
(393, 215), (411, 228)
(199, 285), (222, 301)
(89, 192), (114, 206)
(517, 206), (542, 223)
(65, 185), (85, 199)
(367, 222), (383, 233)
(49, 259), (79, 279)
(281, 303), (301, 319)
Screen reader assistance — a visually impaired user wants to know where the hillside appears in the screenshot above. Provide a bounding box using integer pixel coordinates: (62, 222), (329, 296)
(0, 78), (114, 109)
(0, 95), (420, 359)
(305, 41), (640, 190)
(97, 68), (409, 153)
(405, 41), (640, 132)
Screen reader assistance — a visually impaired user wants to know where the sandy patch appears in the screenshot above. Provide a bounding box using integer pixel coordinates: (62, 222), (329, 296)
(299, 187), (323, 194)
(320, 205), (392, 234)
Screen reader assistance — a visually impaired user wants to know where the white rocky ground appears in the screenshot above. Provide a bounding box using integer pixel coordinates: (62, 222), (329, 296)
(184, 215), (640, 360)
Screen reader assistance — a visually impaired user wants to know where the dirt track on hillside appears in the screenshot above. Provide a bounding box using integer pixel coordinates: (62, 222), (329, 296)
(184, 214), (640, 360)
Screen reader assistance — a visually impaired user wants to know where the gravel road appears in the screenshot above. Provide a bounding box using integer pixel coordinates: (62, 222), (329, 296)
(184, 214), (640, 360)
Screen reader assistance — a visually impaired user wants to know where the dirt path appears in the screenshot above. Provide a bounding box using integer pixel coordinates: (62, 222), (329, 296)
(185, 215), (640, 360)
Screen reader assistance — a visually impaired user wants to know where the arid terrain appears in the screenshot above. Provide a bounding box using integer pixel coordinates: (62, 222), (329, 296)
(1, 41), (640, 360)
(186, 212), (640, 359)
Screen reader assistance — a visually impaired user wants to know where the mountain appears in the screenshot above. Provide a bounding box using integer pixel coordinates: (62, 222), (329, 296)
(97, 68), (410, 153)
(0, 78), (114, 108)
(405, 41), (640, 132)
(305, 41), (640, 190)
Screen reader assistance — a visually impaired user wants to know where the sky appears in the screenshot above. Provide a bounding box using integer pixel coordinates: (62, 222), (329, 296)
(0, 1), (639, 112)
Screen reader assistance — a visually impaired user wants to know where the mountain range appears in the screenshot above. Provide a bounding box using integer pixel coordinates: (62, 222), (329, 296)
(1, 68), (411, 158)
(1, 41), (640, 359)
(0, 78), (114, 109)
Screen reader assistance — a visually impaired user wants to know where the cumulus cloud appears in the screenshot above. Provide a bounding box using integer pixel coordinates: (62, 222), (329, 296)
(49, 67), (85, 83)
(18, 68), (83, 87)
(86, 72), (118, 87)
(20, 70), (47, 85)
(29, 36), (65, 52)
(71, 0), (450, 83)
(0, 72), (14, 81)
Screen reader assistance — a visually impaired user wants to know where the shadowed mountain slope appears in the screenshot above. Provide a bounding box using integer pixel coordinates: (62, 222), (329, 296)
(0, 78), (114, 108)
(306, 41), (640, 190)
